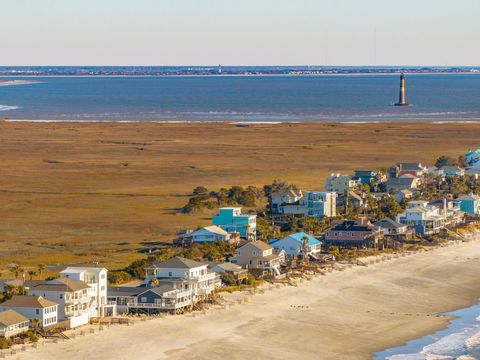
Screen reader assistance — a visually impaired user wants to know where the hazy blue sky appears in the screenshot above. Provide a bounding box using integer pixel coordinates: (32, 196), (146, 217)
(1, 0), (479, 66)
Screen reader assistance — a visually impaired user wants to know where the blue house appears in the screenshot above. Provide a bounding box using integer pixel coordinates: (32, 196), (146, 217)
(211, 207), (256, 239)
(269, 232), (322, 257)
(354, 170), (378, 185)
(465, 149), (480, 165)
(458, 194), (480, 215)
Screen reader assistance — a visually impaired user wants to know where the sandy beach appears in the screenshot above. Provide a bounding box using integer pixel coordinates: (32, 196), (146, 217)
(11, 234), (480, 360)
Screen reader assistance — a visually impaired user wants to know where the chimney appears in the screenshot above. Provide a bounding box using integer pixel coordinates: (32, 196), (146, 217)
(443, 198), (447, 220)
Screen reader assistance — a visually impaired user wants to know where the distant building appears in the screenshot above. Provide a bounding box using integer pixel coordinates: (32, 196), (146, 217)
(374, 218), (409, 237)
(386, 176), (419, 193)
(212, 207), (256, 239)
(183, 226), (231, 243)
(283, 191), (337, 218)
(0, 296), (58, 329)
(389, 163), (427, 178)
(441, 166), (465, 177)
(458, 193), (480, 215)
(325, 174), (359, 194)
(464, 149), (480, 165)
(209, 262), (248, 283)
(270, 189), (303, 214)
(353, 170), (381, 185)
(0, 310), (29, 338)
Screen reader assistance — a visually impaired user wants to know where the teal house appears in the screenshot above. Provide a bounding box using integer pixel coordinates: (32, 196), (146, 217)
(353, 170), (377, 185)
(212, 207), (256, 240)
(465, 149), (480, 165)
(458, 194), (480, 215)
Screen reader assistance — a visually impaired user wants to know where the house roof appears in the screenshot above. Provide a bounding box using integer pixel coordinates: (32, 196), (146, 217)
(60, 267), (107, 274)
(441, 166), (464, 172)
(138, 284), (176, 297)
(239, 240), (272, 251)
(32, 277), (89, 293)
(387, 177), (415, 186)
(1, 295), (58, 309)
(192, 226), (228, 236)
(148, 256), (207, 270)
(271, 188), (302, 198)
(329, 221), (374, 232)
(399, 163), (423, 170)
(0, 310), (29, 327)
(374, 218), (405, 229)
(107, 286), (144, 297)
(282, 232), (321, 246)
(212, 262), (244, 273)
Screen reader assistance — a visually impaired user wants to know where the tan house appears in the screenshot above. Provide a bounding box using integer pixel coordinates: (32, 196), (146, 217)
(0, 310), (30, 338)
(230, 241), (281, 277)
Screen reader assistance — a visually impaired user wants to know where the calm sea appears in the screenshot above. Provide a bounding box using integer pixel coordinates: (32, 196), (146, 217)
(375, 302), (480, 360)
(1, 74), (480, 122)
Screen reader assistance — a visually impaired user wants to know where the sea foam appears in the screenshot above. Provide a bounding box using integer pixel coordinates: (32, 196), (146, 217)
(0, 105), (20, 112)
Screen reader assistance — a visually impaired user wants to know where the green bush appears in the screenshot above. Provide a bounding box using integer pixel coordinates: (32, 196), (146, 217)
(108, 271), (132, 285)
(0, 337), (10, 349)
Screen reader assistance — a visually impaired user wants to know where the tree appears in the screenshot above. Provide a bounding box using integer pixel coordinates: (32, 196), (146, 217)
(27, 270), (37, 281)
(435, 155), (457, 168)
(192, 186), (208, 196)
(37, 264), (46, 278)
(9, 265), (23, 279)
(148, 277), (159, 287)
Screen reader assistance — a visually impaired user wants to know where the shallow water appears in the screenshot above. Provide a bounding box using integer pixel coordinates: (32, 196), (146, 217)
(375, 302), (480, 360)
(1, 74), (480, 122)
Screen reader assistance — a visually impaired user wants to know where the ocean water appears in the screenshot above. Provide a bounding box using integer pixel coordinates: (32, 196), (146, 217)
(375, 302), (480, 360)
(1, 74), (480, 122)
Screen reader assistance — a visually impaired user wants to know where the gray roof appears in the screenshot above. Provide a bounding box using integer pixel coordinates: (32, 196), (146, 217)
(31, 277), (89, 293)
(0, 310), (29, 327)
(399, 163), (423, 170)
(147, 256), (207, 270)
(387, 177), (415, 186)
(1, 295), (58, 309)
(138, 284), (176, 297)
(107, 286), (144, 297)
(374, 218), (405, 229)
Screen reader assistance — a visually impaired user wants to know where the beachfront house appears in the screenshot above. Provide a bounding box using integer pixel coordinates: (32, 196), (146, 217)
(458, 194), (480, 216)
(0, 296), (58, 329)
(230, 241), (281, 277)
(212, 207), (257, 240)
(324, 218), (384, 248)
(28, 277), (92, 328)
(324, 174), (359, 194)
(373, 218), (410, 238)
(270, 189), (303, 214)
(107, 287), (143, 314)
(210, 262), (249, 283)
(0, 310), (30, 338)
(269, 232), (322, 259)
(145, 257), (217, 301)
(395, 199), (463, 236)
(59, 267), (111, 318)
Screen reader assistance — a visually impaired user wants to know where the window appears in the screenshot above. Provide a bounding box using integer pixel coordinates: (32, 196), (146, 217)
(141, 297), (147, 303)
(59, 294), (63, 299)
(101, 274), (106, 279)
(168, 272), (172, 277)
(36, 309), (39, 315)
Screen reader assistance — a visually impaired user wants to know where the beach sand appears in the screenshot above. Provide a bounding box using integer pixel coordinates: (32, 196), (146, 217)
(14, 236), (480, 360)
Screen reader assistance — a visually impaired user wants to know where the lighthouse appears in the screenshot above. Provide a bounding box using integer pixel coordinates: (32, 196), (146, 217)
(394, 73), (408, 106)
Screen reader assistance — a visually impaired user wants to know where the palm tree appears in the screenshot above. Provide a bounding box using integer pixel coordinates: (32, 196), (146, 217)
(148, 277), (158, 287)
(28, 270), (37, 281)
(10, 265), (23, 279)
(37, 264), (46, 278)
(301, 236), (310, 262)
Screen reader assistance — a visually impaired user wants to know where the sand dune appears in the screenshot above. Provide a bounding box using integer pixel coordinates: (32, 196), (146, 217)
(13, 237), (480, 360)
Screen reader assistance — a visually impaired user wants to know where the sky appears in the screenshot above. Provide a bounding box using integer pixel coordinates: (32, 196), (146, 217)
(1, 0), (479, 66)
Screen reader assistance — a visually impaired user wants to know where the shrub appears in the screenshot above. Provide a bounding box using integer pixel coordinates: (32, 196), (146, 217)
(108, 271), (132, 285)
(0, 337), (10, 349)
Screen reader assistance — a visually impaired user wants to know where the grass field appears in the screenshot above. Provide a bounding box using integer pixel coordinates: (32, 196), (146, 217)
(0, 121), (479, 271)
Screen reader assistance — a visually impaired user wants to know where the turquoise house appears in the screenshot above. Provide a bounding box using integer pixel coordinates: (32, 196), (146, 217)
(458, 194), (480, 215)
(465, 149), (480, 165)
(212, 207), (256, 239)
